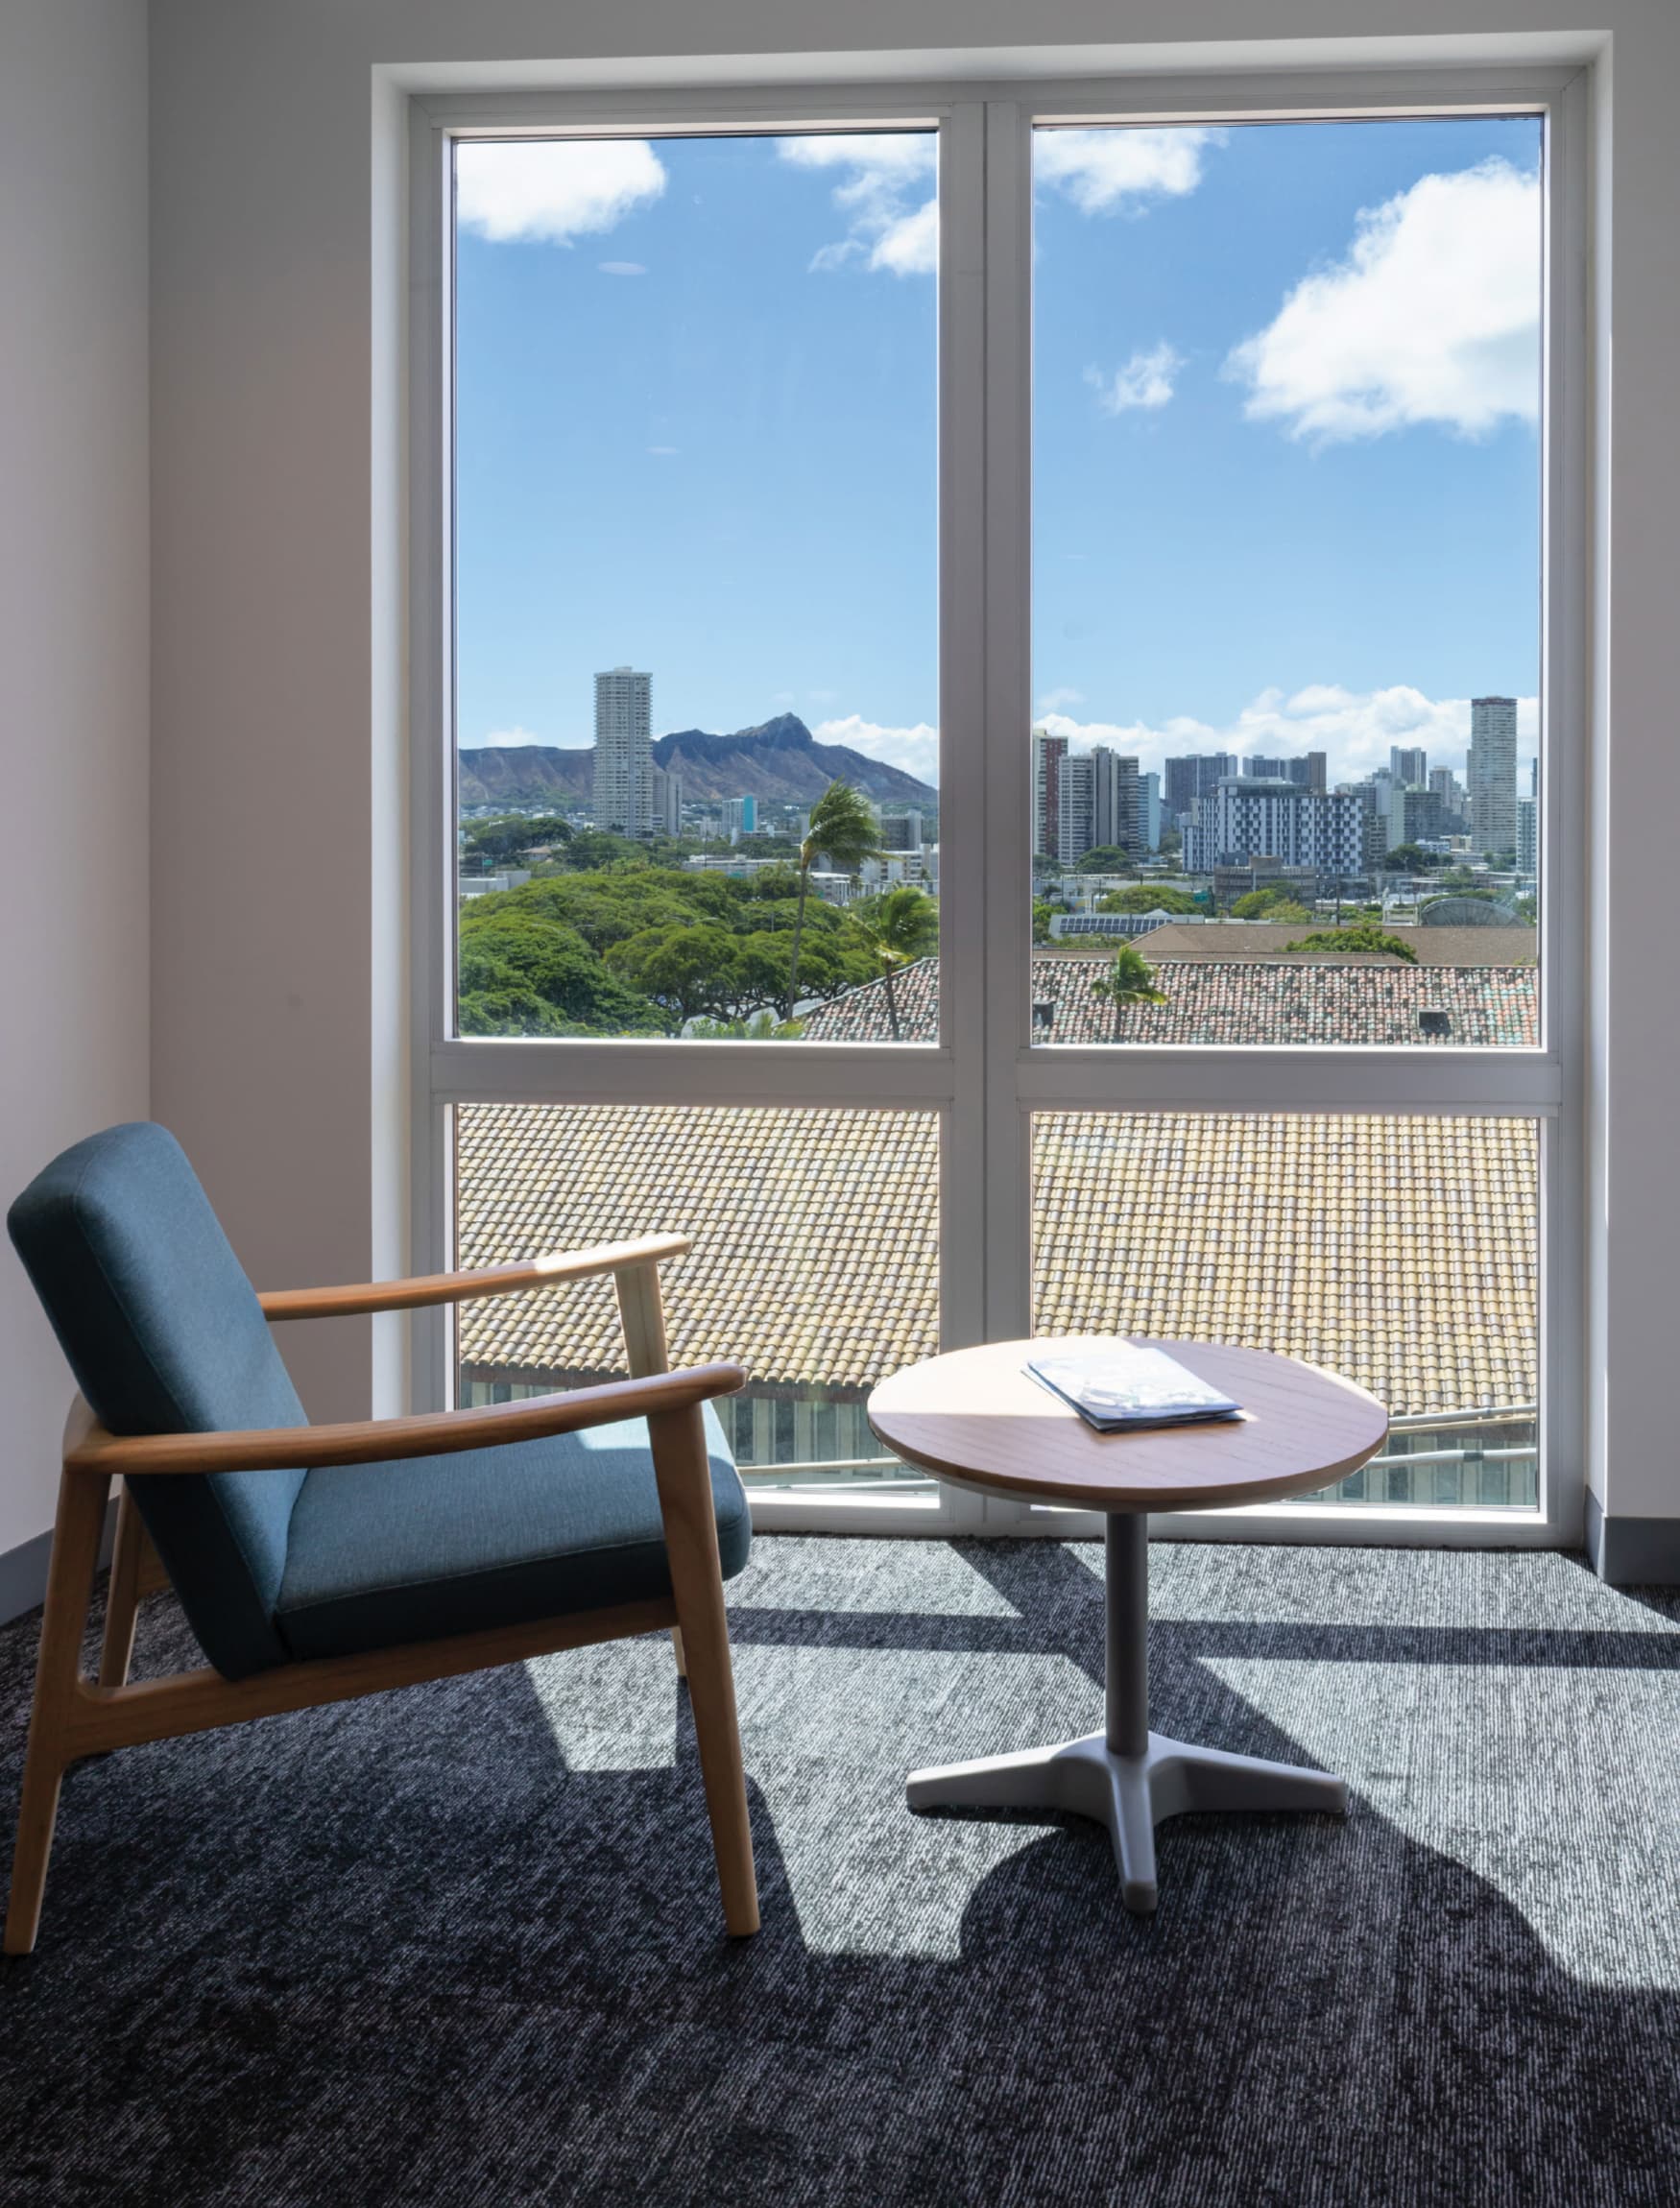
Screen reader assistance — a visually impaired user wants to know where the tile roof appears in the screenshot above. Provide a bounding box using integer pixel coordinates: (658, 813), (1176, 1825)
(801, 956), (1538, 1046)
(456, 1104), (1535, 1421)
(1119, 923), (1538, 966)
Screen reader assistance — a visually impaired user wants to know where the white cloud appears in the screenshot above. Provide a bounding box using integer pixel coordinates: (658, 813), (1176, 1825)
(1034, 684), (1539, 786)
(1036, 127), (1223, 214)
(599, 261), (647, 276)
(780, 133), (939, 276)
(1085, 343), (1184, 415)
(455, 140), (665, 245)
(1036, 686), (1084, 714)
(1225, 159), (1541, 444)
(813, 713), (940, 786)
(473, 725), (552, 748)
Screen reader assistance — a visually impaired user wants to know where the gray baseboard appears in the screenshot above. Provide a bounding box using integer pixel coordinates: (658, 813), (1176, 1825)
(1585, 1491), (1680, 1586)
(0, 1502), (117, 1627)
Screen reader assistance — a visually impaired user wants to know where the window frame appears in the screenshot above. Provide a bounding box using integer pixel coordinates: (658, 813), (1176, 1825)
(406, 60), (1589, 1548)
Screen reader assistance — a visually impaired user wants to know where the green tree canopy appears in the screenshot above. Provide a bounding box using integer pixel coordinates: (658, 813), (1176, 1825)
(462, 813), (573, 870)
(604, 923), (742, 1029)
(1097, 883), (1201, 915)
(1073, 845), (1133, 875)
(1231, 888), (1312, 922)
(1383, 844), (1437, 873)
(1284, 925), (1419, 964)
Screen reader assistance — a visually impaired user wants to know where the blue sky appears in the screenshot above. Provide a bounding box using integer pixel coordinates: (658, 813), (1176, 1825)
(454, 116), (1543, 791)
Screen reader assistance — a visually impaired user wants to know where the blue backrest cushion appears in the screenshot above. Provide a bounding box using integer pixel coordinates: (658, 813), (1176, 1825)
(8, 1123), (307, 1678)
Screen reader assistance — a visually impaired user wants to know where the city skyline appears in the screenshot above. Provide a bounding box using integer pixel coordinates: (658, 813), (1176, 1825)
(455, 116), (1543, 797)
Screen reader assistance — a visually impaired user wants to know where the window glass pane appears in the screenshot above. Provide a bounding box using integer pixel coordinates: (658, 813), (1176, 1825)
(455, 1104), (940, 1495)
(452, 132), (939, 1041)
(1030, 117), (1542, 1046)
(1031, 1113), (1539, 1508)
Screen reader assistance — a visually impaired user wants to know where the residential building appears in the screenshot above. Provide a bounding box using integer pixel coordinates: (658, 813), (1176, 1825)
(1387, 783), (1447, 851)
(1055, 750), (1094, 863)
(650, 764), (683, 837)
(1056, 745), (1140, 863)
(1164, 752), (1239, 827)
(877, 810), (924, 852)
(1140, 771), (1162, 851)
(592, 664), (652, 834)
(1031, 728), (1069, 858)
(1429, 767), (1467, 828)
(1180, 777), (1363, 877)
(723, 795), (757, 844)
(1468, 695), (1519, 855)
(1391, 745), (1428, 787)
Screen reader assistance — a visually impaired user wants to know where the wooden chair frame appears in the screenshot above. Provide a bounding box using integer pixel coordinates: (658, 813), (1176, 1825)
(5, 1236), (758, 1955)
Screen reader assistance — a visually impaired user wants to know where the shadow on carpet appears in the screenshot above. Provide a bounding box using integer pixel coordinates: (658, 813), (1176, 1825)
(2, 1535), (1679, 2208)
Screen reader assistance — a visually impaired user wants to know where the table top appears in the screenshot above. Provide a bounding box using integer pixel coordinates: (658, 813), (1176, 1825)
(866, 1337), (1389, 1511)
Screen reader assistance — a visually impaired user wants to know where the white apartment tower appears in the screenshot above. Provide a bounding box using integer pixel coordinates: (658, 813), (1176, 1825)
(593, 665), (653, 834)
(1468, 695), (1519, 857)
(1055, 746), (1140, 864)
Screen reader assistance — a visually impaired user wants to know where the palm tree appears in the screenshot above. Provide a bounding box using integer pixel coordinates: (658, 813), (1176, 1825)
(852, 884), (939, 1041)
(784, 780), (880, 1020)
(1089, 942), (1167, 1043)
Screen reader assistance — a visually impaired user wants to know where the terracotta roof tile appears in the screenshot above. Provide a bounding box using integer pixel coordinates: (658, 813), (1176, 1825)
(801, 956), (1537, 1047)
(457, 1104), (1535, 1421)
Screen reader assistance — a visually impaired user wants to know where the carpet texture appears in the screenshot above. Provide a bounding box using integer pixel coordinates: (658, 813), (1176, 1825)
(3, 1536), (1680, 2206)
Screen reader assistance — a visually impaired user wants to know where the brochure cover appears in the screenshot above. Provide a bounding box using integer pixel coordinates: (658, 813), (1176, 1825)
(1024, 1344), (1242, 1433)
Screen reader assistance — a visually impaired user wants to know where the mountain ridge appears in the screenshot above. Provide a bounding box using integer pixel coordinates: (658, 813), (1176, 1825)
(458, 712), (936, 809)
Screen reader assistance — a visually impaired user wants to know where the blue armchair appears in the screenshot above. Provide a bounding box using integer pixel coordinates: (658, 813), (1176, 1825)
(4, 1122), (757, 1953)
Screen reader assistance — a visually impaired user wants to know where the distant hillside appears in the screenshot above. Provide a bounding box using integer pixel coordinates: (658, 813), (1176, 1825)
(458, 712), (937, 809)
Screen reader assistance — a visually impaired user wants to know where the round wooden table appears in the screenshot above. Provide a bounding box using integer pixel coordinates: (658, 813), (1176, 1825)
(867, 1336), (1389, 1914)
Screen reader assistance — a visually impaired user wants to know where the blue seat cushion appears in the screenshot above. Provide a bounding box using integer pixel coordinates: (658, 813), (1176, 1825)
(275, 1403), (750, 1663)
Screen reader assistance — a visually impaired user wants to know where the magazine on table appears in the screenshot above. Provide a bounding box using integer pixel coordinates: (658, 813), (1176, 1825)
(1024, 1343), (1242, 1434)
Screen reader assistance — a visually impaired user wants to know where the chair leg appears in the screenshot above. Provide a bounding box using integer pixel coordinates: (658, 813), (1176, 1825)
(648, 1406), (758, 1937)
(98, 1484), (146, 1690)
(670, 1626), (686, 1677)
(6, 1467), (108, 1956)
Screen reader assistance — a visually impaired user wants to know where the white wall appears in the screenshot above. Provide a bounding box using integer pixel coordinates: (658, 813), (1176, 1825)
(146, 3), (1679, 1519)
(0, 1), (150, 1560)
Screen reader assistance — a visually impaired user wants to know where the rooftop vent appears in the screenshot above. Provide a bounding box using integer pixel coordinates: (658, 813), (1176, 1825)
(1417, 1009), (1452, 1038)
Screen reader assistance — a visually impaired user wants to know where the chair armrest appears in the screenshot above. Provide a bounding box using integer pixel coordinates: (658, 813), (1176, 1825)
(63, 1363), (745, 1479)
(257, 1235), (691, 1321)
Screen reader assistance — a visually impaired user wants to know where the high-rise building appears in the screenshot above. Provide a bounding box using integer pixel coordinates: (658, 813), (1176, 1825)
(1181, 777), (1362, 876)
(593, 665), (652, 834)
(1031, 729), (1068, 858)
(1055, 752), (1093, 864)
(1164, 753), (1239, 826)
(1056, 746), (1140, 863)
(1428, 767), (1466, 828)
(1092, 747), (1140, 854)
(1468, 696), (1519, 856)
(1390, 745), (1428, 787)
(724, 794), (757, 844)
(650, 765), (683, 837)
(1517, 756), (1540, 879)
(1140, 771), (1162, 852)
(1386, 783), (1446, 852)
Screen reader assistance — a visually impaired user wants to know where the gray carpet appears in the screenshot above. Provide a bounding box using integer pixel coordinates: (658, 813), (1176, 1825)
(4, 1535), (1680, 2206)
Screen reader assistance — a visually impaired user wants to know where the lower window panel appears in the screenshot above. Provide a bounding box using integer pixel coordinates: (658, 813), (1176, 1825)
(453, 1102), (941, 1495)
(1030, 1112), (1539, 1510)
